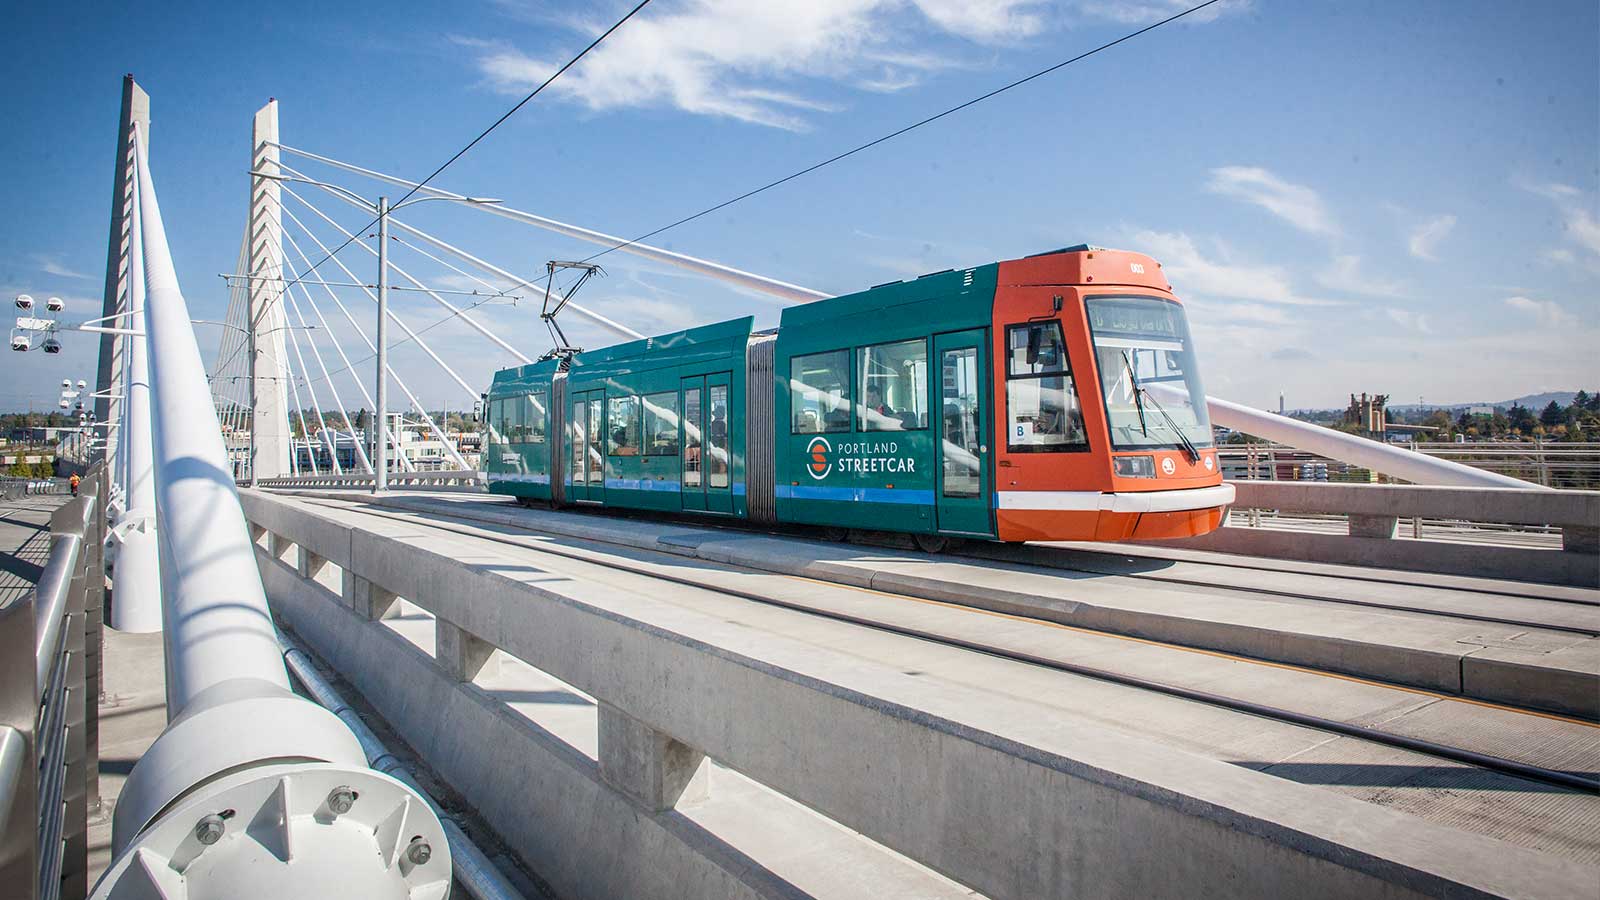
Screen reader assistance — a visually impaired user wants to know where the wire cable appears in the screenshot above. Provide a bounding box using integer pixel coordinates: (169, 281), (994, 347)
(277, 0), (654, 296)
(581, 0), (1224, 265)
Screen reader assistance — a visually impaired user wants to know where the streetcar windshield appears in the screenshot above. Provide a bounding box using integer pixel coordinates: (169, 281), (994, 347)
(1086, 295), (1213, 452)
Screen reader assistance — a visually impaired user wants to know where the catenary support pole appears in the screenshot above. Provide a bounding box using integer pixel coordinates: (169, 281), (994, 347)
(375, 195), (389, 492)
(280, 217), (468, 470)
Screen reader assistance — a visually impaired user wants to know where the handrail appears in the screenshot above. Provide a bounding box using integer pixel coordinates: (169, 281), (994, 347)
(1229, 481), (1599, 529)
(0, 473), (100, 900)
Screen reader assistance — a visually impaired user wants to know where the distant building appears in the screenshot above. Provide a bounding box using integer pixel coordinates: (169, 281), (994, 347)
(1468, 405), (1495, 417)
(1344, 393), (1388, 436)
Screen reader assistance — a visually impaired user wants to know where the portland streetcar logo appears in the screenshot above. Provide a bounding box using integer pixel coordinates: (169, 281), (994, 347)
(806, 436), (833, 480)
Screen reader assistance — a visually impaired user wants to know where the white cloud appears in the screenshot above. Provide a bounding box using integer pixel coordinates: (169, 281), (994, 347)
(1516, 177), (1600, 265)
(32, 254), (90, 279)
(1504, 295), (1575, 328)
(1205, 166), (1338, 237)
(1130, 229), (1336, 306)
(1406, 214), (1455, 261)
(1315, 254), (1407, 299)
(461, 0), (1235, 130)
(1383, 307), (1430, 333)
(1074, 0), (1250, 24)
(914, 0), (1049, 42)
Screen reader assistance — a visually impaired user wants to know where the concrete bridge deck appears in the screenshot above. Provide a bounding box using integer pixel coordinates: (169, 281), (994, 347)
(242, 488), (1600, 899)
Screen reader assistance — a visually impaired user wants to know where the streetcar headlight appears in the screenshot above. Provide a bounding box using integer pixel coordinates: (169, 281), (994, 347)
(1113, 455), (1156, 478)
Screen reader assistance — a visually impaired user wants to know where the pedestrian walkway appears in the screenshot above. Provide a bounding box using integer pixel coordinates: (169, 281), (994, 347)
(0, 493), (69, 604)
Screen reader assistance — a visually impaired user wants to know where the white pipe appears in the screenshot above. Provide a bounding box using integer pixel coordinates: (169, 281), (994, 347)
(1201, 393), (1538, 489)
(133, 127), (294, 713)
(110, 179), (163, 634)
(276, 143), (829, 304)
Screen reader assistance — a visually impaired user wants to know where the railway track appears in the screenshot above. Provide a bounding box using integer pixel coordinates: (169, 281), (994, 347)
(299, 494), (1600, 799)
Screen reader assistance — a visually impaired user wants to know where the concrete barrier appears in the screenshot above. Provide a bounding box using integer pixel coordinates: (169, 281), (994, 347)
(243, 491), (1594, 900)
(1173, 481), (1600, 587)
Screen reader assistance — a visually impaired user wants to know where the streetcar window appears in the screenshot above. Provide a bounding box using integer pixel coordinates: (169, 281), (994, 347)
(509, 394), (527, 443)
(608, 395), (641, 456)
(708, 384), (730, 488)
(492, 398), (510, 444)
(683, 387), (703, 488)
(858, 339), (928, 432)
(1004, 322), (1088, 453)
(643, 392), (679, 456)
(526, 391), (547, 444)
(790, 349), (850, 434)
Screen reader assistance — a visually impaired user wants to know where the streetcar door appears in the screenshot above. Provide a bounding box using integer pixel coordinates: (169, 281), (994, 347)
(681, 376), (706, 512)
(705, 374), (734, 514)
(932, 330), (993, 537)
(569, 389), (606, 503)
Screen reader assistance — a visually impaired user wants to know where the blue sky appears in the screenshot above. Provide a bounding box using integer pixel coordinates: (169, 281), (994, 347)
(1, 0), (1595, 415)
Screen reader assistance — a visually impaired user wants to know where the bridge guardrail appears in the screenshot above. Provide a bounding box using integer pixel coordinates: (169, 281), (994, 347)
(1177, 481), (1600, 586)
(0, 464), (103, 900)
(241, 489), (1598, 900)
(256, 469), (485, 491)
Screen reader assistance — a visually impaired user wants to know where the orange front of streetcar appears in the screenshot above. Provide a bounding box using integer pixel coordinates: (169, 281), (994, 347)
(988, 247), (1232, 543)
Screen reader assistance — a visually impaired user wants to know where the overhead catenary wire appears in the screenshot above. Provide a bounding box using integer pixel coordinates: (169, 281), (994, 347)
(272, 0), (654, 298)
(278, 164), (642, 342)
(579, 0), (1226, 266)
(276, 188), (483, 400)
(274, 174), (536, 363)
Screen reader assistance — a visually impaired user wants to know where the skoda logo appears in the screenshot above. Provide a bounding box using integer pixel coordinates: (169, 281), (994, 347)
(1160, 457), (1176, 476)
(806, 436), (833, 480)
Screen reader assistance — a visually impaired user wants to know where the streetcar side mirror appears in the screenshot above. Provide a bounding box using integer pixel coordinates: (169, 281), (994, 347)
(1025, 326), (1042, 366)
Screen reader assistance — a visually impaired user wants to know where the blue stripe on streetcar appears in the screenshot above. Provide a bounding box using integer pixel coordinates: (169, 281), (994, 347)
(775, 484), (934, 505)
(605, 478), (683, 492)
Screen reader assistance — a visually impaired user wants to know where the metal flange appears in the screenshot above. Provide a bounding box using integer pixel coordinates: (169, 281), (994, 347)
(91, 761), (452, 900)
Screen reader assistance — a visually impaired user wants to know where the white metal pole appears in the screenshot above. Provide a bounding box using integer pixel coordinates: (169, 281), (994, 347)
(375, 195), (389, 492)
(110, 176), (162, 633)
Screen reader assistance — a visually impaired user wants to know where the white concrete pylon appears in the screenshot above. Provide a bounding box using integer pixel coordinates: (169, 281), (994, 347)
(248, 100), (291, 481)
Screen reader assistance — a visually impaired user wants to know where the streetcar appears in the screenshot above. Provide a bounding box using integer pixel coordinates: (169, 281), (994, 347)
(482, 244), (1233, 550)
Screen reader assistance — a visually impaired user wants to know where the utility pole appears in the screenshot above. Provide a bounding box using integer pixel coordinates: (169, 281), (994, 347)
(375, 195), (389, 492)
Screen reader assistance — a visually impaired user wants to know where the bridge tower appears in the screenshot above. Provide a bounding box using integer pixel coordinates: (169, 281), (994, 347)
(247, 100), (291, 481)
(93, 75), (149, 465)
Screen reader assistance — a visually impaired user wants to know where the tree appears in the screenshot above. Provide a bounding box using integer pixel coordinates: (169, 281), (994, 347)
(1575, 390), (1592, 412)
(1507, 403), (1536, 434)
(1540, 400), (1566, 428)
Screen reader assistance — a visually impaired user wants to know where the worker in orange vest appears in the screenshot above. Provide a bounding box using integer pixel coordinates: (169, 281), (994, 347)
(69, 473), (80, 496)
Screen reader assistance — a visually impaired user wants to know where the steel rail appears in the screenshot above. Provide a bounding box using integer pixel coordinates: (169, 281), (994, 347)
(308, 497), (1600, 795)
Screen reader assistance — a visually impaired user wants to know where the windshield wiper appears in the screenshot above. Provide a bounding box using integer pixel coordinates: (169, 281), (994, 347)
(1121, 350), (1200, 463)
(1141, 388), (1202, 463)
(1121, 351), (1150, 436)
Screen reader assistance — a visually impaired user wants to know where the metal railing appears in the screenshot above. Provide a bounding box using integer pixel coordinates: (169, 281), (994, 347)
(0, 464), (103, 900)
(1218, 441), (1600, 490)
(1179, 480), (1600, 587)
(256, 468), (485, 491)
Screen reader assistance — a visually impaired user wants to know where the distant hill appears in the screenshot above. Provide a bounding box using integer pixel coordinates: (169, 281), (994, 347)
(1288, 390), (1585, 418)
(1389, 391), (1579, 413)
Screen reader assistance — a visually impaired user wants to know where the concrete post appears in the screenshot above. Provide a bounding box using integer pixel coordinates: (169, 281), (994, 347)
(1347, 514), (1399, 539)
(597, 703), (709, 812)
(1563, 525), (1600, 555)
(435, 619), (495, 682)
(93, 75), (149, 467)
(296, 547), (326, 581)
(342, 571), (399, 621)
(247, 100), (290, 482)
